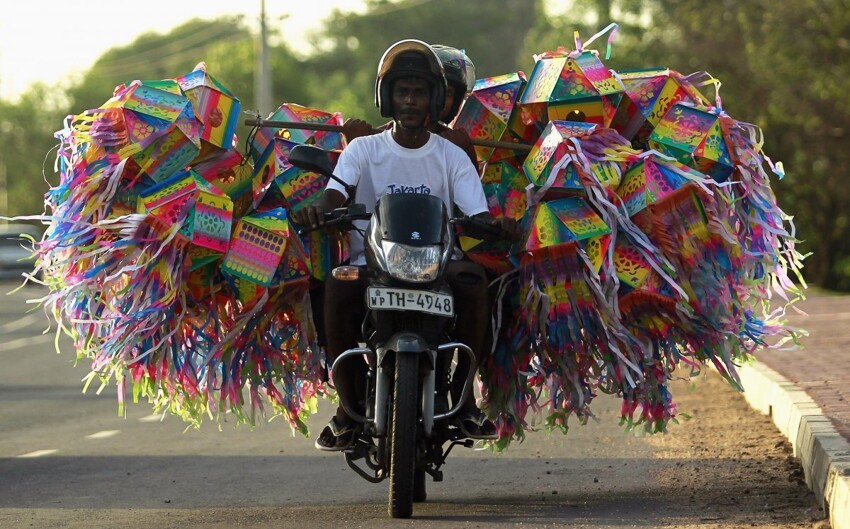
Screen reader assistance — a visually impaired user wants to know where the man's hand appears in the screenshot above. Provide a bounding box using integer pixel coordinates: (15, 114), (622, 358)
(492, 216), (522, 242)
(473, 212), (522, 242)
(290, 204), (327, 229)
(342, 118), (374, 143)
(290, 189), (348, 230)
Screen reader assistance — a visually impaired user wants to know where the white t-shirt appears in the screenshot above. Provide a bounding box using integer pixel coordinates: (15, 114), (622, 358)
(327, 129), (488, 265)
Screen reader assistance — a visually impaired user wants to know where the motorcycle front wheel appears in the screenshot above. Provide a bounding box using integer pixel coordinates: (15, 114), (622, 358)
(388, 353), (418, 518)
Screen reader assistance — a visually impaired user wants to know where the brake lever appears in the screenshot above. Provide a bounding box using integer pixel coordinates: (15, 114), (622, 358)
(451, 216), (504, 240)
(296, 205), (370, 236)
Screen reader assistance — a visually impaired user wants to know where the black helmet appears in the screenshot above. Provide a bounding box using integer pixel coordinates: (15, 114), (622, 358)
(375, 39), (447, 123)
(432, 45), (476, 122)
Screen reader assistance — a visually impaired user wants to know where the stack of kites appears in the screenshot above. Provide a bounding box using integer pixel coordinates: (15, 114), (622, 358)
(454, 29), (806, 447)
(34, 63), (349, 433)
(30, 27), (805, 448)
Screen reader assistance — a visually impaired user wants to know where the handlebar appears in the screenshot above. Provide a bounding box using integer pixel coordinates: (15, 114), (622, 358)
(450, 216), (505, 241)
(295, 205), (511, 242)
(295, 204), (371, 236)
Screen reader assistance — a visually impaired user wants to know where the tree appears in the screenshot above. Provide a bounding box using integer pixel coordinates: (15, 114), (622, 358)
(0, 84), (67, 219)
(304, 0), (541, 124)
(525, 0), (849, 290)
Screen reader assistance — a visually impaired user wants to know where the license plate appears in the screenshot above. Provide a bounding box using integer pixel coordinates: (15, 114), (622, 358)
(367, 287), (454, 317)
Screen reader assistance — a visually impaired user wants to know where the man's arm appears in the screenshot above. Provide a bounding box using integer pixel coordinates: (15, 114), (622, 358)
(290, 189), (348, 229)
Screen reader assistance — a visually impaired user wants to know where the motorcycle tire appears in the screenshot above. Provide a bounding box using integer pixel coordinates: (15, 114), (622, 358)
(388, 353), (418, 518)
(413, 467), (427, 502)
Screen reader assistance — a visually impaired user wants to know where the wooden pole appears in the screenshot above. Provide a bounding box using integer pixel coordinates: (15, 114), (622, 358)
(244, 118), (533, 152)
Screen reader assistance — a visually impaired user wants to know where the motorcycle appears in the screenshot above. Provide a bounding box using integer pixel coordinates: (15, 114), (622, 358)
(289, 144), (506, 518)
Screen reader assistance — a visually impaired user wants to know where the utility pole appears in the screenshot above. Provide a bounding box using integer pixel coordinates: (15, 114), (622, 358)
(255, 0), (273, 117)
(0, 160), (7, 223)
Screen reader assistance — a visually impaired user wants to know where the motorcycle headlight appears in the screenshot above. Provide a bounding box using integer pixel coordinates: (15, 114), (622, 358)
(380, 241), (442, 282)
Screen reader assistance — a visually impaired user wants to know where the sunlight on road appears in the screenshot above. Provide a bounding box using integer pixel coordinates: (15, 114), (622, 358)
(84, 430), (120, 439)
(16, 449), (58, 458)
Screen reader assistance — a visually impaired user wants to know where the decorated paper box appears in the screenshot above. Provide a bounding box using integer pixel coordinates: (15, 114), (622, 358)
(453, 73), (528, 164)
(458, 160), (528, 273)
(648, 103), (733, 182)
(616, 154), (693, 220)
(523, 120), (599, 201)
(609, 68), (709, 146)
(139, 169), (233, 255)
(191, 149), (254, 217)
(174, 63), (241, 159)
(518, 196), (611, 272)
(250, 103), (344, 164)
(101, 80), (202, 183)
(221, 208), (309, 288)
(251, 137), (338, 212)
(518, 50), (624, 133)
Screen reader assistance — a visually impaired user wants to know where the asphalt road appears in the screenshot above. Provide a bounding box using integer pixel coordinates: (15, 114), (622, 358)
(0, 280), (829, 528)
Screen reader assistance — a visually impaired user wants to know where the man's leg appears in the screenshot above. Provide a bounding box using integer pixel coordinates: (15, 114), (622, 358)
(317, 274), (367, 449)
(445, 260), (489, 412)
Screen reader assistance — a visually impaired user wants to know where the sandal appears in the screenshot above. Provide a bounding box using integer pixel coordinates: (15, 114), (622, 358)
(455, 408), (498, 440)
(314, 416), (358, 451)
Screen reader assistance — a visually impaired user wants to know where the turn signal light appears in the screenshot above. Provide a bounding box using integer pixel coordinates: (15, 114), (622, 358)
(332, 266), (361, 281)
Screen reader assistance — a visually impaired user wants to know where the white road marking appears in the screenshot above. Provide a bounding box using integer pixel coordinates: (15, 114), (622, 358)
(0, 312), (45, 333)
(17, 449), (58, 458)
(139, 414), (165, 423)
(85, 430), (120, 439)
(0, 333), (53, 353)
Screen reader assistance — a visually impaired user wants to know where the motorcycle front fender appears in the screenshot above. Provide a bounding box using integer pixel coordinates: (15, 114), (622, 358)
(375, 333), (436, 437)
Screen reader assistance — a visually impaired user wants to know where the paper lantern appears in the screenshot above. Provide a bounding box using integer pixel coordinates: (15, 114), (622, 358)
(139, 169), (233, 254)
(174, 63), (241, 156)
(648, 103), (733, 182)
(610, 68), (708, 146)
(454, 73), (529, 164)
(221, 208), (309, 288)
(519, 49), (624, 132)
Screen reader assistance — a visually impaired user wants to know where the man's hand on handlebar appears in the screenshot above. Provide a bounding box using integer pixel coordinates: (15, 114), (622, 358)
(290, 189), (348, 230)
(291, 204), (328, 230)
(472, 212), (522, 242)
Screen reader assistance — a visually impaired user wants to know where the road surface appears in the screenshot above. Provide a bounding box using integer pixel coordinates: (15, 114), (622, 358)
(0, 281), (830, 528)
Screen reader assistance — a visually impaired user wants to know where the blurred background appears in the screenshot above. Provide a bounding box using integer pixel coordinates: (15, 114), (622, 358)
(0, 0), (846, 290)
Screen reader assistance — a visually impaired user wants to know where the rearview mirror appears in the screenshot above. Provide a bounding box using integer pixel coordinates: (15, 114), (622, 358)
(288, 145), (334, 176)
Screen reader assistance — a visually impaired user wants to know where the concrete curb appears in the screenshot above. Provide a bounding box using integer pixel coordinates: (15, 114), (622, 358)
(740, 360), (850, 529)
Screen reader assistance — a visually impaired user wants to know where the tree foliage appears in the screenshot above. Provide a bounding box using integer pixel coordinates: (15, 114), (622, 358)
(303, 0), (541, 123)
(528, 0), (849, 289)
(0, 84), (67, 218)
(1, 0), (849, 288)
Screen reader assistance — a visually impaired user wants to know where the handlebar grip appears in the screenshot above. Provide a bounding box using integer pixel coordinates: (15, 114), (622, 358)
(295, 206), (370, 236)
(453, 216), (504, 240)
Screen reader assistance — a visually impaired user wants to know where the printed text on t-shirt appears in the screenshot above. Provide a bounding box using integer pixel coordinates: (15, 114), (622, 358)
(387, 184), (432, 195)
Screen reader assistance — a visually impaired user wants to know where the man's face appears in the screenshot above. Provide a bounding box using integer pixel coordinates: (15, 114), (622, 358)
(392, 77), (431, 128)
(440, 84), (457, 122)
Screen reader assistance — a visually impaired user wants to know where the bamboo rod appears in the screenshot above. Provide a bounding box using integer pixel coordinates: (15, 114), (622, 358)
(244, 118), (533, 152)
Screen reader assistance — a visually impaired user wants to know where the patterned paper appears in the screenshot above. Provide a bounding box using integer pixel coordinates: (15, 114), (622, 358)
(519, 50), (624, 131)
(453, 73), (528, 163)
(648, 103), (733, 182)
(250, 103), (344, 164)
(523, 121), (598, 200)
(221, 208), (309, 287)
(140, 169), (233, 253)
(175, 64), (241, 152)
(610, 69), (708, 146)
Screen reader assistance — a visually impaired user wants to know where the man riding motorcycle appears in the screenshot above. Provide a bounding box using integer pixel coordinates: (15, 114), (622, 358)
(291, 39), (519, 451)
(342, 43), (479, 169)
